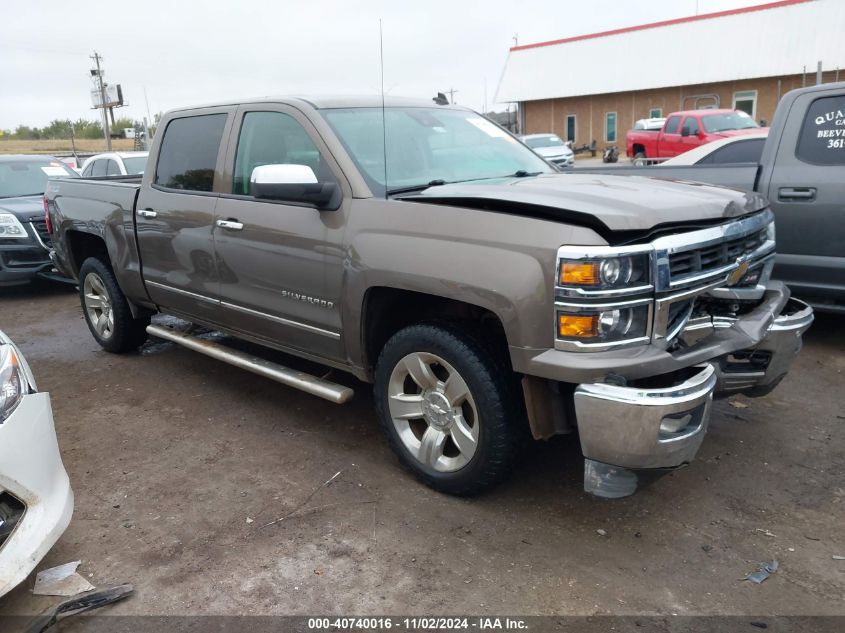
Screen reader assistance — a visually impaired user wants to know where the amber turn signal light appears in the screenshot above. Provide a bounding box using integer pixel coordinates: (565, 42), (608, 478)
(559, 261), (600, 286)
(557, 313), (599, 338)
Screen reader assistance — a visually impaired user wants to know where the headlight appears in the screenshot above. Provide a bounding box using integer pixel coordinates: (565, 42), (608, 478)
(558, 254), (650, 290)
(0, 345), (27, 423)
(0, 213), (28, 239)
(557, 304), (651, 345)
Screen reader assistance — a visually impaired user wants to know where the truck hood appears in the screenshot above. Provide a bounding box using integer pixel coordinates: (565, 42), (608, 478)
(0, 195), (43, 221)
(403, 173), (767, 236)
(710, 127), (770, 139)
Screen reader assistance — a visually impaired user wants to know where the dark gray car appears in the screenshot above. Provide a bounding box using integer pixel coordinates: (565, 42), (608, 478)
(0, 155), (77, 286)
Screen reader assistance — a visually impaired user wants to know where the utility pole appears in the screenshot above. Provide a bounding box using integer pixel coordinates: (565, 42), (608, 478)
(91, 51), (112, 150)
(446, 88), (459, 104)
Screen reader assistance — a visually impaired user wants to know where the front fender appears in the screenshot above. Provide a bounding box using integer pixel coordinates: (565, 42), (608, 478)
(343, 232), (555, 366)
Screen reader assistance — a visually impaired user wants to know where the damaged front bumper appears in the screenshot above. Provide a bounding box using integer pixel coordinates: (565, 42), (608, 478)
(573, 297), (813, 498)
(0, 392), (74, 597)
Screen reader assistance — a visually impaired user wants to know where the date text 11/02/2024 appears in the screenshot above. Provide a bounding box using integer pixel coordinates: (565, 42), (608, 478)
(307, 617), (528, 630)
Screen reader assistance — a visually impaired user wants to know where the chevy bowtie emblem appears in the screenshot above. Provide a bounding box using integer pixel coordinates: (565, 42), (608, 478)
(727, 259), (750, 285)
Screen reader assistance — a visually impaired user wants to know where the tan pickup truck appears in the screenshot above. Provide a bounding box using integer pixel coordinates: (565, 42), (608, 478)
(45, 96), (813, 498)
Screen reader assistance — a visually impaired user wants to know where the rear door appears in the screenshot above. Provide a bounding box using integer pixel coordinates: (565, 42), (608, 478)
(659, 115), (683, 157)
(135, 107), (235, 319)
(211, 104), (350, 360)
(764, 89), (845, 303)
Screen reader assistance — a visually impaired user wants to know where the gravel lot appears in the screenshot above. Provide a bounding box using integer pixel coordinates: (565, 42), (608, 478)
(1, 282), (843, 618)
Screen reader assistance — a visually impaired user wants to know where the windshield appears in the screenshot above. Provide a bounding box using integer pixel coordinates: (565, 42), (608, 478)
(121, 156), (148, 174)
(524, 135), (564, 148)
(0, 159), (78, 198)
(322, 107), (553, 196)
(702, 112), (759, 133)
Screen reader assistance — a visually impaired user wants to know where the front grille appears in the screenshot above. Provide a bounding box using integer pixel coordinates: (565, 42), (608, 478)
(0, 249), (49, 268)
(669, 227), (767, 281)
(29, 218), (52, 248)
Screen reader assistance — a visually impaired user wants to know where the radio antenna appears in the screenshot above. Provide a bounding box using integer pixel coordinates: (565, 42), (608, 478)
(379, 19), (388, 197)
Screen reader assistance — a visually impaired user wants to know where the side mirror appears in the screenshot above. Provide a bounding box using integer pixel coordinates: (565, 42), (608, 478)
(250, 164), (340, 210)
(681, 126), (691, 137)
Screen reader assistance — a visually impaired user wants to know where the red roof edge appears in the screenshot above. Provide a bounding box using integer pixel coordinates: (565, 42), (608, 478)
(509, 0), (813, 52)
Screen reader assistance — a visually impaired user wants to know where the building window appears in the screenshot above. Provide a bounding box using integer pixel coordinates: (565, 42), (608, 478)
(605, 112), (617, 142)
(566, 114), (576, 142)
(649, 108), (662, 118)
(733, 90), (758, 119)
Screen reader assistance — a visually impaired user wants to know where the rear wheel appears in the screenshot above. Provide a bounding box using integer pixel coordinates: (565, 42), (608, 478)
(79, 257), (149, 353)
(374, 323), (524, 495)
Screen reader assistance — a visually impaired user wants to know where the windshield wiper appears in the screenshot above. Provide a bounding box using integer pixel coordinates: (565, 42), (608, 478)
(386, 179), (447, 196)
(511, 170), (543, 177)
(0, 193), (43, 199)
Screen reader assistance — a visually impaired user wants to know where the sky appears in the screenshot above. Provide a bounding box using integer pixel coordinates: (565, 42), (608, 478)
(1, 0), (773, 129)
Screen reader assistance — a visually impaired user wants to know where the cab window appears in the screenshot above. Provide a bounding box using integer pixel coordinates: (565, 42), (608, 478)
(91, 160), (107, 177)
(664, 115), (682, 134)
(682, 117), (700, 136)
(232, 111), (334, 196)
(106, 160), (121, 176)
(699, 138), (765, 164)
(154, 113), (228, 192)
(796, 95), (845, 165)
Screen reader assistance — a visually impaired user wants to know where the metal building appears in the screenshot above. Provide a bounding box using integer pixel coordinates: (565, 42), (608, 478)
(496, 0), (845, 146)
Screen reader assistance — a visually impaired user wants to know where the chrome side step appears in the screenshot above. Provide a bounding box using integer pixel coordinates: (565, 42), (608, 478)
(146, 324), (354, 404)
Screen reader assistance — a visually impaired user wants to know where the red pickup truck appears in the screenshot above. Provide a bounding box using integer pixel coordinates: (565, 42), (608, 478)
(626, 109), (763, 160)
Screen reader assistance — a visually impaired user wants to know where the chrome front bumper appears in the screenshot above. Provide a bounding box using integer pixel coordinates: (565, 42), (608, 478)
(574, 298), (813, 497)
(575, 364), (716, 472)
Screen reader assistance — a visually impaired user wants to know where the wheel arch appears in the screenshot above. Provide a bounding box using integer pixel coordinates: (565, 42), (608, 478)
(358, 287), (511, 381)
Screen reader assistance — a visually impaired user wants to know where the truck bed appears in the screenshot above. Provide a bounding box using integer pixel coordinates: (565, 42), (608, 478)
(46, 175), (145, 299)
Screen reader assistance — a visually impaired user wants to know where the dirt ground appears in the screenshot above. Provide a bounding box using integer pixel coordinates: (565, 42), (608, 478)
(0, 282), (843, 618)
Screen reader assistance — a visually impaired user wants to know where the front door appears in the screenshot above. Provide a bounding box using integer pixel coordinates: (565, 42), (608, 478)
(764, 89), (845, 303)
(212, 105), (349, 361)
(135, 108), (233, 319)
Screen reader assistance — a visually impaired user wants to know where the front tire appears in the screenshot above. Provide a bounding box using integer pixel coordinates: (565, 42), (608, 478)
(79, 257), (149, 353)
(374, 323), (524, 495)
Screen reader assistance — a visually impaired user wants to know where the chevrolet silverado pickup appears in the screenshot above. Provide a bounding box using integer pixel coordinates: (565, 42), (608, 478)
(626, 108), (762, 160)
(45, 96), (812, 498)
(588, 82), (845, 313)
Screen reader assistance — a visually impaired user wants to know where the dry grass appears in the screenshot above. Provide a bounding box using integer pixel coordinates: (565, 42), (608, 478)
(0, 138), (137, 155)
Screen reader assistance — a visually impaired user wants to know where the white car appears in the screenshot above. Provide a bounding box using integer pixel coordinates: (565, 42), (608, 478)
(0, 330), (73, 597)
(80, 151), (149, 178)
(520, 133), (575, 168)
(662, 131), (769, 166)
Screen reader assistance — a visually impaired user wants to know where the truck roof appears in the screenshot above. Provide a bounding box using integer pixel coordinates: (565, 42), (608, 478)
(667, 108), (743, 117)
(166, 95), (469, 114)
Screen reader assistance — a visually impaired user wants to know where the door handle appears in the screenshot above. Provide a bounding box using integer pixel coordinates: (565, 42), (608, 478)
(778, 187), (816, 201)
(216, 219), (244, 231)
(137, 208), (157, 218)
